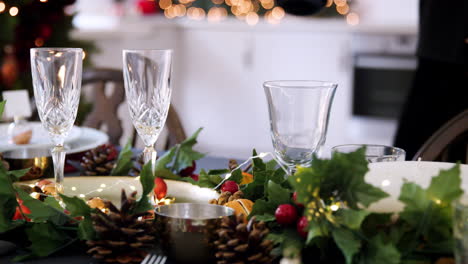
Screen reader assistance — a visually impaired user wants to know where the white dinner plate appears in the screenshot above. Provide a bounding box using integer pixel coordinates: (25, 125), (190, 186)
(366, 161), (468, 212)
(0, 122), (81, 151)
(65, 127), (109, 154)
(20, 176), (218, 207)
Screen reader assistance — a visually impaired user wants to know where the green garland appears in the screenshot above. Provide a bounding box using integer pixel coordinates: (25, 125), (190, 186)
(0, 100), (463, 263)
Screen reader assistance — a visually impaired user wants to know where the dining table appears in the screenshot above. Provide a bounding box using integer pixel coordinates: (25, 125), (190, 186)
(0, 154), (231, 264)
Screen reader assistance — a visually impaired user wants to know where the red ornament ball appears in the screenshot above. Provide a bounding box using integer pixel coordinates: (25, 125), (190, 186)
(136, 0), (158, 15)
(297, 216), (308, 238)
(221, 180), (239, 193)
(275, 204), (298, 225)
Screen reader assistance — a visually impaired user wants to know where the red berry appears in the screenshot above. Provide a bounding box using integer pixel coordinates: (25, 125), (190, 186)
(293, 192), (304, 208)
(190, 174), (199, 181)
(221, 180), (239, 193)
(154, 177), (168, 200)
(180, 161), (196, 177)
(275, 204), (298, 225)
(297, 216), (308, 238)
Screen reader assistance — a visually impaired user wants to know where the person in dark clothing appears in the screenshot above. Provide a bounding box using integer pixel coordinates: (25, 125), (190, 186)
(394, 0), (468, 159)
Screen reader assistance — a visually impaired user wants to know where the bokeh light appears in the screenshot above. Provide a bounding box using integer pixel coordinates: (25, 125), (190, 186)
(336, 4), (349, 15)
(34, 38), (44, 47)
(9, 6), (18, 16)
(246, 12), (259, 25)
(346, 12), (359, 25)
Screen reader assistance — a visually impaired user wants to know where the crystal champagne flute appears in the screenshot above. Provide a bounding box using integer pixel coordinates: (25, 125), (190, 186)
(123, 49), (173, 174)
(264, 80), (337, 175)
(31, 48), (83, 194)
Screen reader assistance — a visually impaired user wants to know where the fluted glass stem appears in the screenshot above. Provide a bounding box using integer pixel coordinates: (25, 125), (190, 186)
(51, 145), (65, 195)
(143, 145), (157, 176)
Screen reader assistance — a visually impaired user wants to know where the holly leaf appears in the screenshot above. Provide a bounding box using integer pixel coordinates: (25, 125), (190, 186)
(335, 209), (371, 230)
(59, 194), (92, 217)
(132, 161), (155, 214)
(360, 234), (400, 264)
(427, 164), (462, 205)
(15, 188), (71, 226)
(14, 222), (75, 261)
(110, 139), (133, 176)
(267, 180), (291, 206)
(361, 213), (393, 238)
(57, 194), (95, 240)
(332, 228), (361, 264)
(267, 229), (304, 258)
(290, 149), (388, 209)
(185, 169), (223, 188)
(44, 197), (64, 211)
(254, 214), (276, 222)
(306, 221), (327, 245)
(78, 217), (96, 241)
(155, 147), (176, 172)
(227, 168), (243, 184)
(399, 182), (430, 214)
(154, 128), (205, 174)
(252, 149), (266, 171)
(171, 128), (205, 172)
(249, 181), (291, 220)
(265, 159), (279, 170)
(7, 168), (32, 180)
(249, 199), (277, 219)
(397, 164), (462, 256)
(242, 170), (269, 201)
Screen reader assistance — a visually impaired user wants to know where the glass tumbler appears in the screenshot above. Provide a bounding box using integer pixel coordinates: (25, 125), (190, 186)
(332, 144), (406, 162)
(264, 80), (337, 174)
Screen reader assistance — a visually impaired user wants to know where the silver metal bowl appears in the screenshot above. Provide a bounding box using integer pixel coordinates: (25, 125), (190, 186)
(154, 203), (234, 264)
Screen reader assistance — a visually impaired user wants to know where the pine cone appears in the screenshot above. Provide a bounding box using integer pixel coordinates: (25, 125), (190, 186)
(86, 190), (156, 263)
(228, 159), (239, 171)
(210, 191), (244, 205)
(81, 144), (117, 176)
(0, 153), (10, 171)
(213, 215), (276, 264)
(228, 159), (252, 173)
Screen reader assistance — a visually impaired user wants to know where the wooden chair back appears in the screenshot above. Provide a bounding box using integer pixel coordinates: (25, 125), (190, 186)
(82, 68), (125, 145)
(82, 68), (186, 148)
(413, 109), (468, 163)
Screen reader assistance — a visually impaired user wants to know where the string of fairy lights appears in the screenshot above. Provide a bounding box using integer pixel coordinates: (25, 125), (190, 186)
(159, 0), (359, 25)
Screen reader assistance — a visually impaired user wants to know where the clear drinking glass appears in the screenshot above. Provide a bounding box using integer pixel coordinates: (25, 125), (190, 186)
(123, 49), (173, 174)
(264, 80), (337, 174)
(454, 197), (468, 264)
(331, 144), (406, 162)
(31, 48), (83, 194)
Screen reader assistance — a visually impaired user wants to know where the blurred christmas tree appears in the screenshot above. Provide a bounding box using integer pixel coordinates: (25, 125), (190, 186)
(0, 0), (96, 94)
